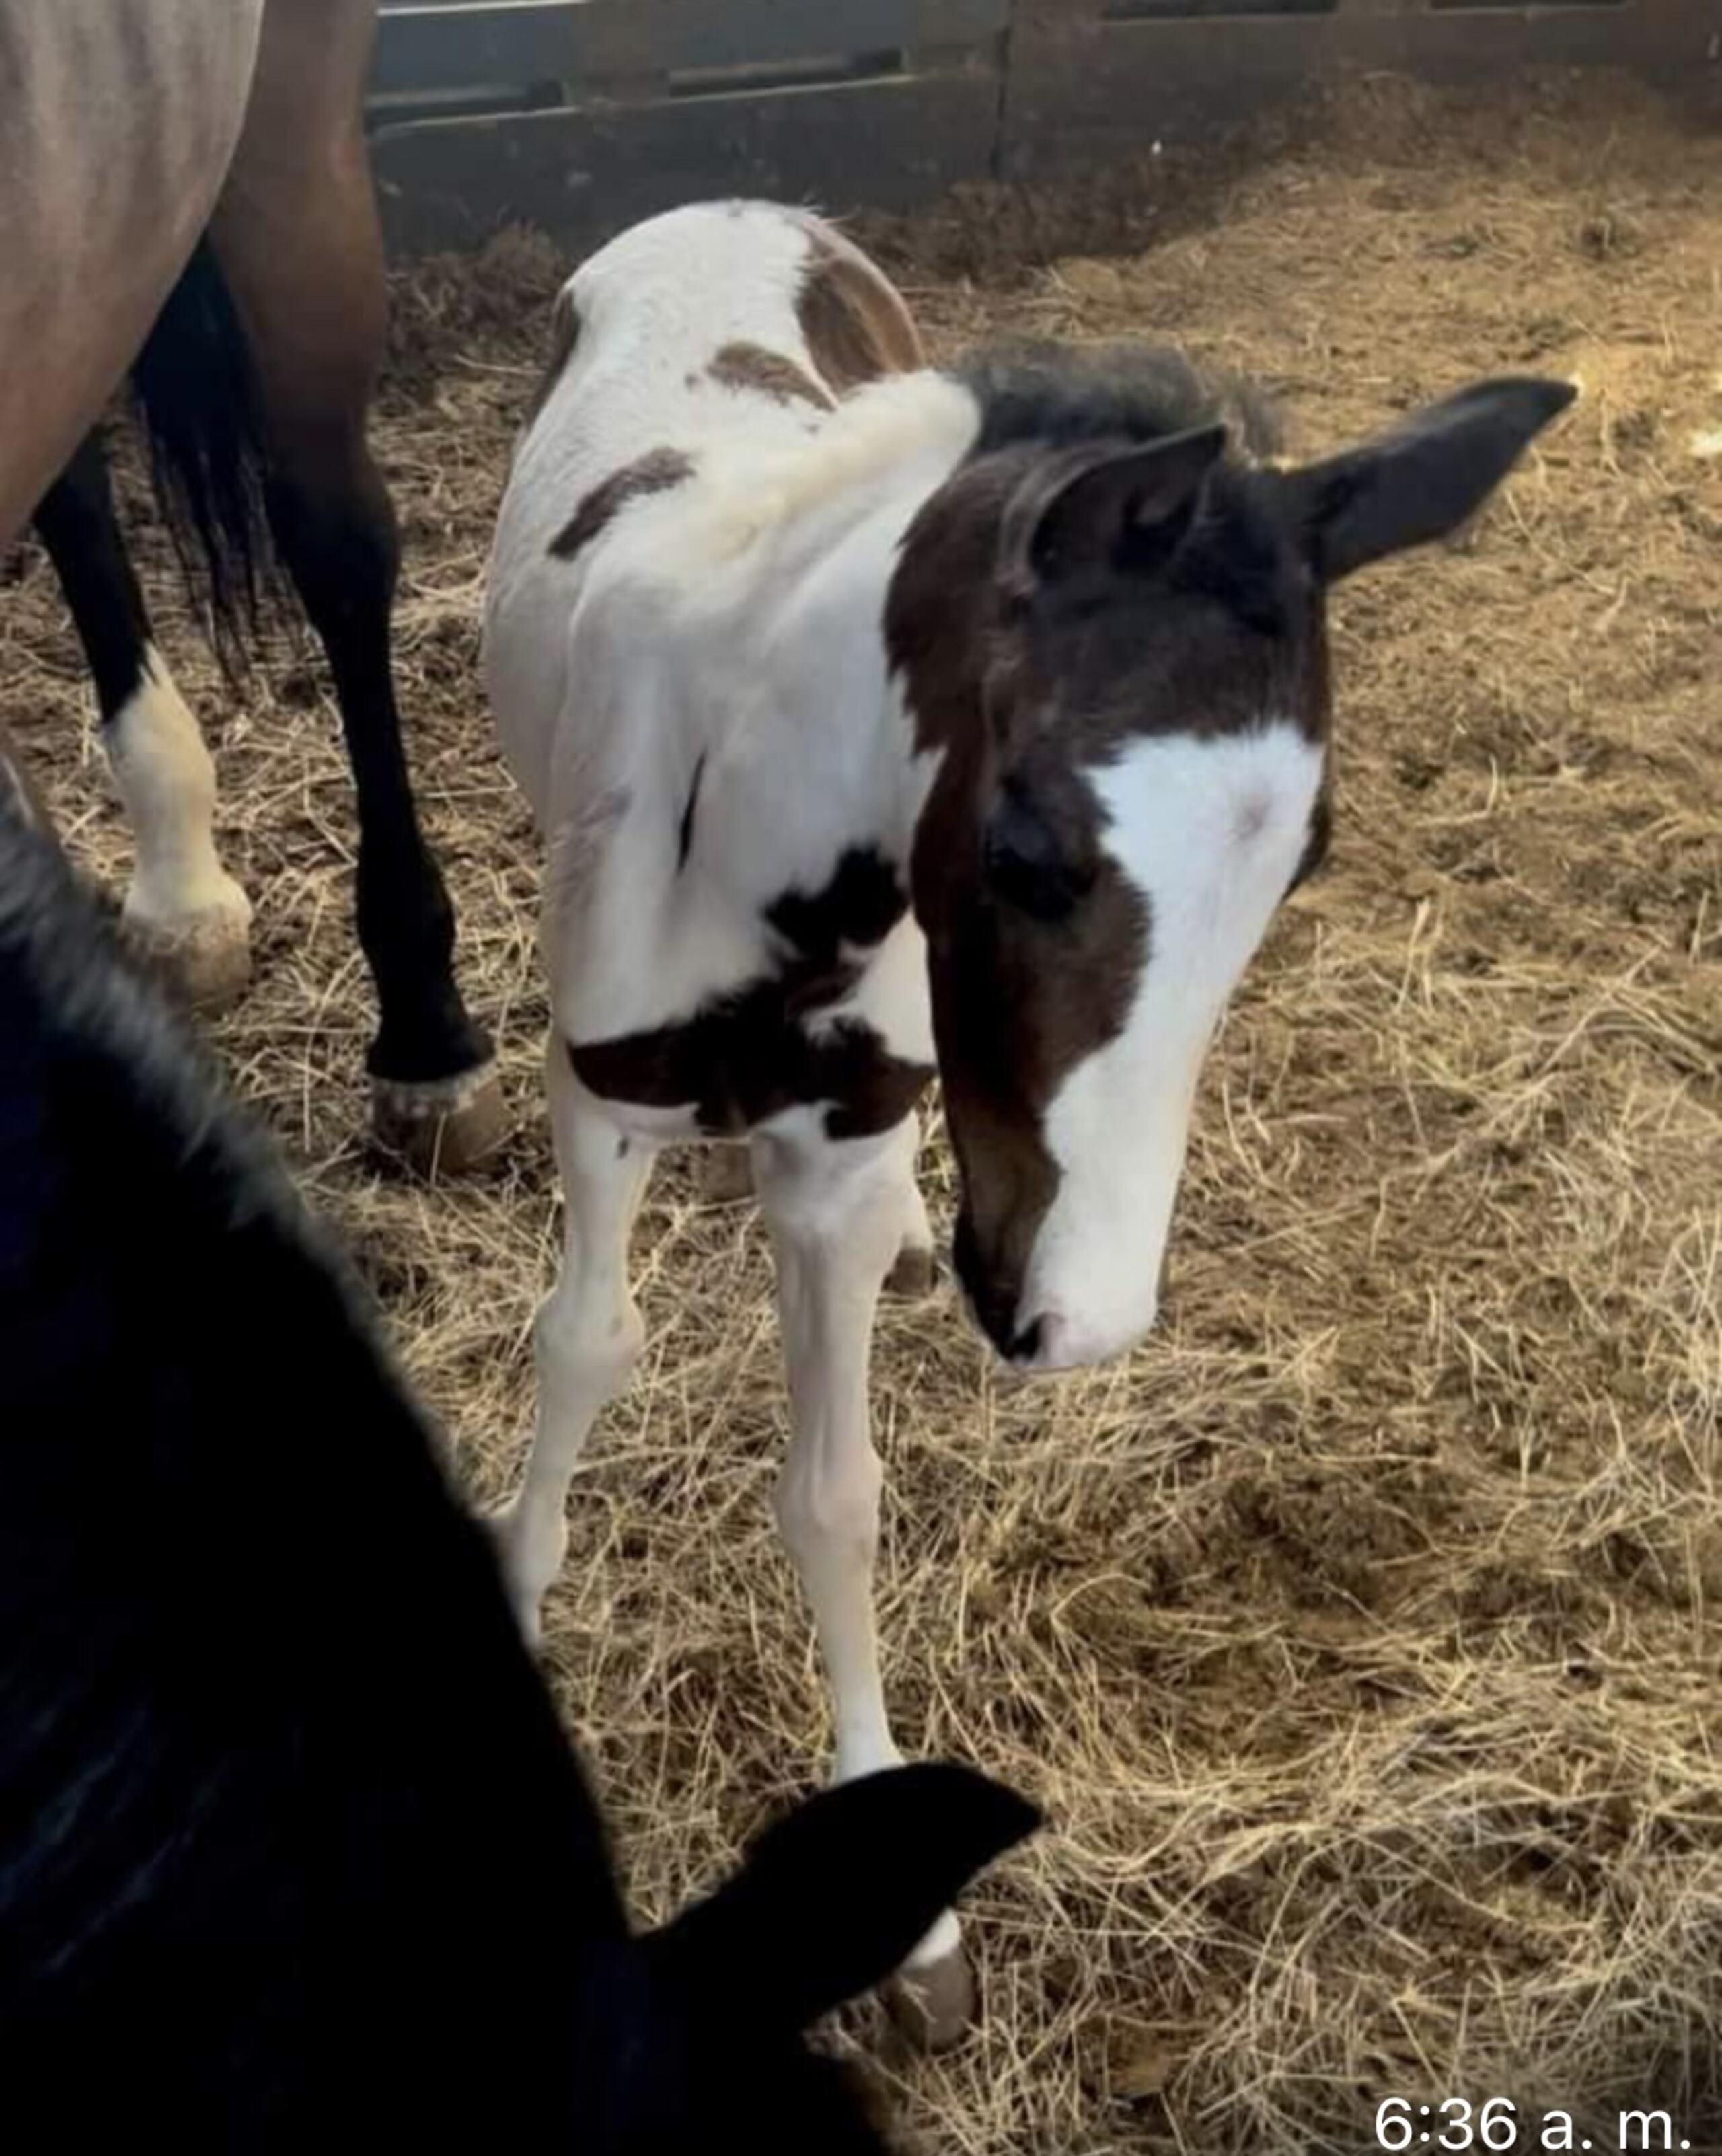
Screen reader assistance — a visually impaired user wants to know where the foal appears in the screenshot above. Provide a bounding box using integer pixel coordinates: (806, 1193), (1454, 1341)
(484, 199), (1573, 2032)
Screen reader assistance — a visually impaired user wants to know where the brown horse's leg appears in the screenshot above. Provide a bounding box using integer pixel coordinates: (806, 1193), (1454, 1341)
(34, 434), (252, 1011)
(207, 0), (502, 1174)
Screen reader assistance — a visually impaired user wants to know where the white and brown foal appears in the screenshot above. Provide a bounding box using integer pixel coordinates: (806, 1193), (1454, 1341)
(484, 200), (1572, 2032)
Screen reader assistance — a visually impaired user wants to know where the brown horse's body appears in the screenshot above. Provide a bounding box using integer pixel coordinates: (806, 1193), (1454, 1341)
(0, 0), (262, 850)
(0, 1), (262, 548)
(4, 0), (502, 1168)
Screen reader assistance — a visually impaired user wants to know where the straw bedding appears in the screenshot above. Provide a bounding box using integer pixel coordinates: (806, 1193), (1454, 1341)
(3, 70), (1719, 2155)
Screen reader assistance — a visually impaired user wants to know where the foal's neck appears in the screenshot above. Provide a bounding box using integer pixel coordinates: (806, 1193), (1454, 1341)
(708, 374), (977, 872)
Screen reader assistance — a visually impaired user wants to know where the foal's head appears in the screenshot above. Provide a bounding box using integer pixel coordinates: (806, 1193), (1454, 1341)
(889, 346), (1573, 1370)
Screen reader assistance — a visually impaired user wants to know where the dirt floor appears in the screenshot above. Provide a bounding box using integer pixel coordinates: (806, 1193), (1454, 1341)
(4, 69), (1719, 2156)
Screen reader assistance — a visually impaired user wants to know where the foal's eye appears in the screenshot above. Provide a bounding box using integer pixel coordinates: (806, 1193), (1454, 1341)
(984, 788), (1090, 922)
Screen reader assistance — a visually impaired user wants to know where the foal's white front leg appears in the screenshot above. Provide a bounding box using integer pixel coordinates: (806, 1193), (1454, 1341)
(493, 1043), (652, 1643)
(753, 1111), (970, 2038)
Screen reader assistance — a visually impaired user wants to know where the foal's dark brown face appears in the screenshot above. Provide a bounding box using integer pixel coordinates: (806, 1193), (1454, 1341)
(889, 371), (1575, 1370)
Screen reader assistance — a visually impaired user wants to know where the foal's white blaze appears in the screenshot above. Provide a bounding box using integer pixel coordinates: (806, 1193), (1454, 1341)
(1018, 720), (1324, 1370)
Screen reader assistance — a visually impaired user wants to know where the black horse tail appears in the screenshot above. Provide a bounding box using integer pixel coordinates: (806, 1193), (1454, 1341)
(130, 238), (278, 677)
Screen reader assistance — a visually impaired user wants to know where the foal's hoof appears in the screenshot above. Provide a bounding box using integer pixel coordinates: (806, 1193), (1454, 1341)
(700, 1145), (755, 1206)
(885, 1244), (938, 1299)
(124, 909), (252, 1014)
(883, 1944), (976, 2052)
(372, 1064), (509, 1176)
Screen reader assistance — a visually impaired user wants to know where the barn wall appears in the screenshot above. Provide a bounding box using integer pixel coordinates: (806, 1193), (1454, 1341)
(367, 0), (1713, 254)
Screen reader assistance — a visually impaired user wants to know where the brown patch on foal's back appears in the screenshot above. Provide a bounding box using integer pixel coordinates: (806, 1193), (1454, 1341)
(794, 219), (925, 392)
(708, 341), (835, 412)
(548, 447), (694, 564)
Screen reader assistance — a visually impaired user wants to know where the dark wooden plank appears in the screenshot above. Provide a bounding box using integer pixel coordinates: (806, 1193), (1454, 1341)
(1000, 1), (1704, 179)
(373, 5), (582, 96)
(629, 0), (1012, 69)
(372, 73), (1002, 254)
(1100, 0), (1337, 15)
(372, 0), (1010, 98)
(370, 0), (1704, 254)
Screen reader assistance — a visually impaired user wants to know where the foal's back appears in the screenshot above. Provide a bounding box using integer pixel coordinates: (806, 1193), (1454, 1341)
(500, 201), (918, 534)
(486, 201), (922, 811)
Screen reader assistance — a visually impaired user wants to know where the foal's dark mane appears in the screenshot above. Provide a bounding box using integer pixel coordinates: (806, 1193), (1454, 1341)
(956, 339), (1283, 461)
(938, 341), (1303, 640)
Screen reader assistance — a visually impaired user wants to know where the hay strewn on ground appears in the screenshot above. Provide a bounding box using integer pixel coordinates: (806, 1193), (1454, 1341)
(4, 71), (1719, 2155)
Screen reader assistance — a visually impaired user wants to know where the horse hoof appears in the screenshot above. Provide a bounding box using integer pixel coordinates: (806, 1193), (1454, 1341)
(884, 1943), (976, 2052)
(885, 1244), (938, 1299)
(700, 1145), (755, 1206)
(372, 1064), (509, 1176)
(124, 910), (252, 1015)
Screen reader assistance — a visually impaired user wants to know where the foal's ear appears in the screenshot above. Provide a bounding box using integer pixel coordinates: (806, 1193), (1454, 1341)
(647, 1764), (1039, 2032)
(1000, 424), (1228, 596)
(1285, 375), (1576, 583)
